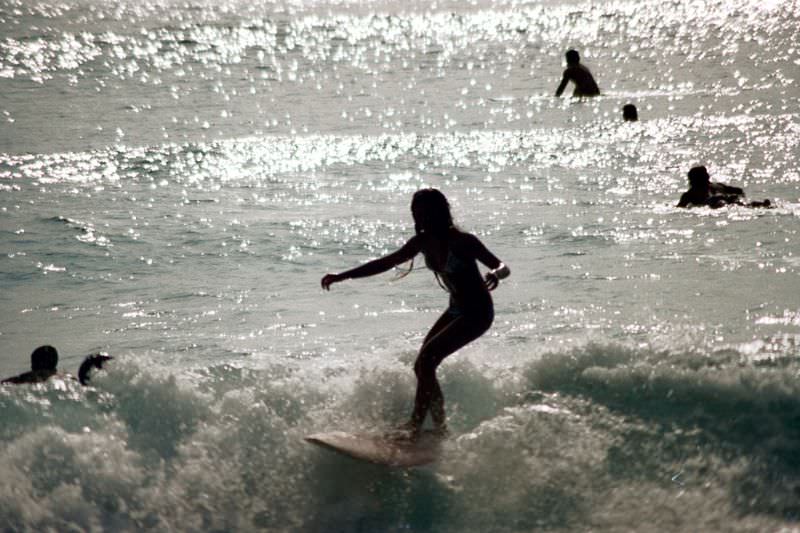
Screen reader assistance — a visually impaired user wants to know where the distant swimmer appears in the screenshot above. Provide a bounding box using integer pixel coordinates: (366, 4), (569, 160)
(2, 345), (113, 385)
(555, 49), (600, 98)
(622, 103), (638, 121)
(78, 354), (113, 385)
(321, 188), (510, 439)
(677, 166), (772, 209)
(2, 345), (59, 384)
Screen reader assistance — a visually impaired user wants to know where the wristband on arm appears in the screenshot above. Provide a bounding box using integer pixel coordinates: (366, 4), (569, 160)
(488, 263), (510, 280)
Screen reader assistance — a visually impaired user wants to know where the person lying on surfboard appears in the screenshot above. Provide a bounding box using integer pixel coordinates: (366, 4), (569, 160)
(676, 165), (772, 209)
(321, 188), (510, 439)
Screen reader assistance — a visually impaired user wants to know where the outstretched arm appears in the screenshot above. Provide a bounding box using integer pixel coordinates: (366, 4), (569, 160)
(715, 183), (744, 196)
(321, 236), (421, 290)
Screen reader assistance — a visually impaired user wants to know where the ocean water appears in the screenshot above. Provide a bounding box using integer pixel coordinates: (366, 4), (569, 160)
(1, 0), (800, 530)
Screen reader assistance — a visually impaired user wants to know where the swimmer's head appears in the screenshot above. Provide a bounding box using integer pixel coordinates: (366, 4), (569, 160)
(565, 49), (580, 65)
(31, 345), (58, 372)
(622, 103), (638, 121)
(411, 188), (454, 237)
(688, 166), (710, 188)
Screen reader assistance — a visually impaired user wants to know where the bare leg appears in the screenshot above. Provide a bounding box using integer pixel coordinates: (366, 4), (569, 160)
(396, 311), (456, 434)
(408, 310), (492, 433)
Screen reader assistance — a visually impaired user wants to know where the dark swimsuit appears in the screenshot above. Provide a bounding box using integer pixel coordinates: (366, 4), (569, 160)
(425, 249), (494, 323)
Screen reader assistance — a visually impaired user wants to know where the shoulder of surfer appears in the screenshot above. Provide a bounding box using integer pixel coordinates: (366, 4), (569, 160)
(448, 231), (483, 255)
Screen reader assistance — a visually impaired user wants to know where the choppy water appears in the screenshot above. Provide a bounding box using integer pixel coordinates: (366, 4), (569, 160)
(1, 0), (799, 531)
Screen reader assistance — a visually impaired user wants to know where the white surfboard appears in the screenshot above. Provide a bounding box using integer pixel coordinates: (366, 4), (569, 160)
(305, 430), (443, 467)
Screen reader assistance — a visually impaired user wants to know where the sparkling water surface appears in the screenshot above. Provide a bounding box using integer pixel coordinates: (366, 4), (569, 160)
(1, 0), (799, 531)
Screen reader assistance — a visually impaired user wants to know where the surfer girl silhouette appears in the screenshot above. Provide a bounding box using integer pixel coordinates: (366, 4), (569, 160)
(321, 188), (510, 438)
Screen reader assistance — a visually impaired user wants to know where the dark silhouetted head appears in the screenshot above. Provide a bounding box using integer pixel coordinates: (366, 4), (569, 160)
(622, 103), (638, 121)
(78, 354), (113, 385)
(31, 345), (58, 372)
(565, 49), (580, 65)
(688, 166), (710, 188)
(411, 188), (454, 237)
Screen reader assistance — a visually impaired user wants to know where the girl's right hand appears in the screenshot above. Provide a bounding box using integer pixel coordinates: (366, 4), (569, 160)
(484, 272), (499, 291)
(321, 273), (342, 290)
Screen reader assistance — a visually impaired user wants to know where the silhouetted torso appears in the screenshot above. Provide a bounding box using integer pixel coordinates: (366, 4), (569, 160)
(677, 181), (764, 209)
(420, 231), (493, 314)
(556, 64), (600, 97)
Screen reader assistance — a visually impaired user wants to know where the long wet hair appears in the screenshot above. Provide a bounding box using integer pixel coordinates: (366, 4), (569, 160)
(411, 188), (454, 237)
(395, 188), (456, 281)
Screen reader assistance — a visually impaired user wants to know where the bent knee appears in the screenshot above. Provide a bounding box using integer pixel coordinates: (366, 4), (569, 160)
(414, 355), (438, 378)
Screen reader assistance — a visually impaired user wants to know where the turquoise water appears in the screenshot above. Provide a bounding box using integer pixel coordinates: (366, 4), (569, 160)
(1, 0), (799, 530)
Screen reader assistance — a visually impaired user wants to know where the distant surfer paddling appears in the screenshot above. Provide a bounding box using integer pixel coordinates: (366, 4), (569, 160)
(321, 188), (510, 439)
(2, 345), (113, 386)
(554, 49), (600, 98)
(1, 345), (60, 384)
(677, 165), (772, 209)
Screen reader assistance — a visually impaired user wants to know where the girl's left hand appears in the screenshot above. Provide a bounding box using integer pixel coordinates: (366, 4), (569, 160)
(321, 273), (342, 290)
(484, 272), (499, 291)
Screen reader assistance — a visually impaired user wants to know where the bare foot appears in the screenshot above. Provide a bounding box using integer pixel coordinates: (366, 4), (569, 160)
(431, 425), (450, 439)
(386, 421), (421, 441)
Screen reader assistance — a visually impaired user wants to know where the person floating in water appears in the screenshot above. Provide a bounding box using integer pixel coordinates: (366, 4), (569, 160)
(2, 345), (113, 385)
(677, 166), (771, 209)
(78, 353), (114, 385)
(555, 49), (600, 97)
(1, 345), (59, 384)
(321, 188), (510, 438)
(622, 103), (638, 121)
